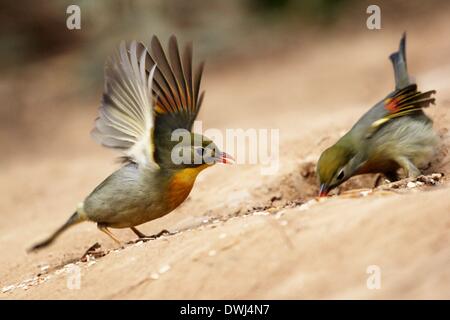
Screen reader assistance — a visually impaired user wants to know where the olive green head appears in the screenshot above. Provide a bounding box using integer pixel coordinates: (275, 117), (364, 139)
(157, 131), (233, 169)
(317, 144), (356, 196)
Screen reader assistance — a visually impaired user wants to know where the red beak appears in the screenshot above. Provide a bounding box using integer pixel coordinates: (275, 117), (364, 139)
(319, 184), (329, 197)
(217, 152), (234, 164)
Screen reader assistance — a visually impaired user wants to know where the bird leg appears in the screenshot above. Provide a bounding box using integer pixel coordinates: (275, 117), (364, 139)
(397, 157), (421, 178)
(97, 223), (121, 245)
(130, 226), (147, 238)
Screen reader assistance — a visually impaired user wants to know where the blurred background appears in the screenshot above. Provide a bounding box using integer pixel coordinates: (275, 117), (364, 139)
(1, 0), (450, 299)
(1, 0), (450, 163)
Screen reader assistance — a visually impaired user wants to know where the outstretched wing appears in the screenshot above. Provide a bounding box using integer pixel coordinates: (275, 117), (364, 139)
(91, 41), (159, 168)
(148, 35), (205, 138)
(366, 84), (436, 138)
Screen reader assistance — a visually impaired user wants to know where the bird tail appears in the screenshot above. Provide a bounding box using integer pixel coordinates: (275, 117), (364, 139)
(389, 33), (411, 90)
(28, 207), (87, 252)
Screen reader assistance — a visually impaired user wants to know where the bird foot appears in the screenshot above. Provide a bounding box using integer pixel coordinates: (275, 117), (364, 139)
(142, 229), (174, 241)
(128, 229), (175, 244)
(80, 242), (106, 262)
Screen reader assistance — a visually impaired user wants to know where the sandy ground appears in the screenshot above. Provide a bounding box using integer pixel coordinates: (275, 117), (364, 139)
(1, 15), (450, 299)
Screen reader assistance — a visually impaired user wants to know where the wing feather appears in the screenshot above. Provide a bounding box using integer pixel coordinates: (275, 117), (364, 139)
(150, 35), (205, 133)
(182, 42), (194, 110)
(151, 36), (183, 113)
(193, 61), (204, 108)
(168, 36), (188, 108)
(366, 84), (436, 138)
(92, 41), (159, 168)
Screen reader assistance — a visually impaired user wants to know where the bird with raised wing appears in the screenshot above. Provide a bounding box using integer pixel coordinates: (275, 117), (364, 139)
(29, 35), (233, 251)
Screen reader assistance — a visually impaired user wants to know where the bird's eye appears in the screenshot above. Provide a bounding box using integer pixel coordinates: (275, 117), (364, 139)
(196, 147), (205, 156)
(337, 169), (345, 180)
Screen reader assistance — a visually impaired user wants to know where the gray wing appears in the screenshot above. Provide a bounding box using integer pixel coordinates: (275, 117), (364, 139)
(91, 41), (159, 168)
(350, 85), (435, 141)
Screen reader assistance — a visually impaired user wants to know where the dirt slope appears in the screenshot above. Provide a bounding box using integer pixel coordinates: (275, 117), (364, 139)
(1, 15), (450, 299)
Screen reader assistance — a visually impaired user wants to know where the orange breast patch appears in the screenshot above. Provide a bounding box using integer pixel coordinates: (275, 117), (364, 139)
(166, 166), (207, 210)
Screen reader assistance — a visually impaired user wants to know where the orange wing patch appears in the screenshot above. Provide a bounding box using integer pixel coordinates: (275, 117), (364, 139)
(384, 97), (399, 112)
(367, 84), (436, 139)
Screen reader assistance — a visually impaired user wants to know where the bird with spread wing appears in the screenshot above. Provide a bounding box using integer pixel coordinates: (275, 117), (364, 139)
(29, 35), (233, 251)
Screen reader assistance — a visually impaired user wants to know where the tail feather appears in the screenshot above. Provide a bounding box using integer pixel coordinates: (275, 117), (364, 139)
(389, 33), (411, 90)
(28, 211), (86, 252)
